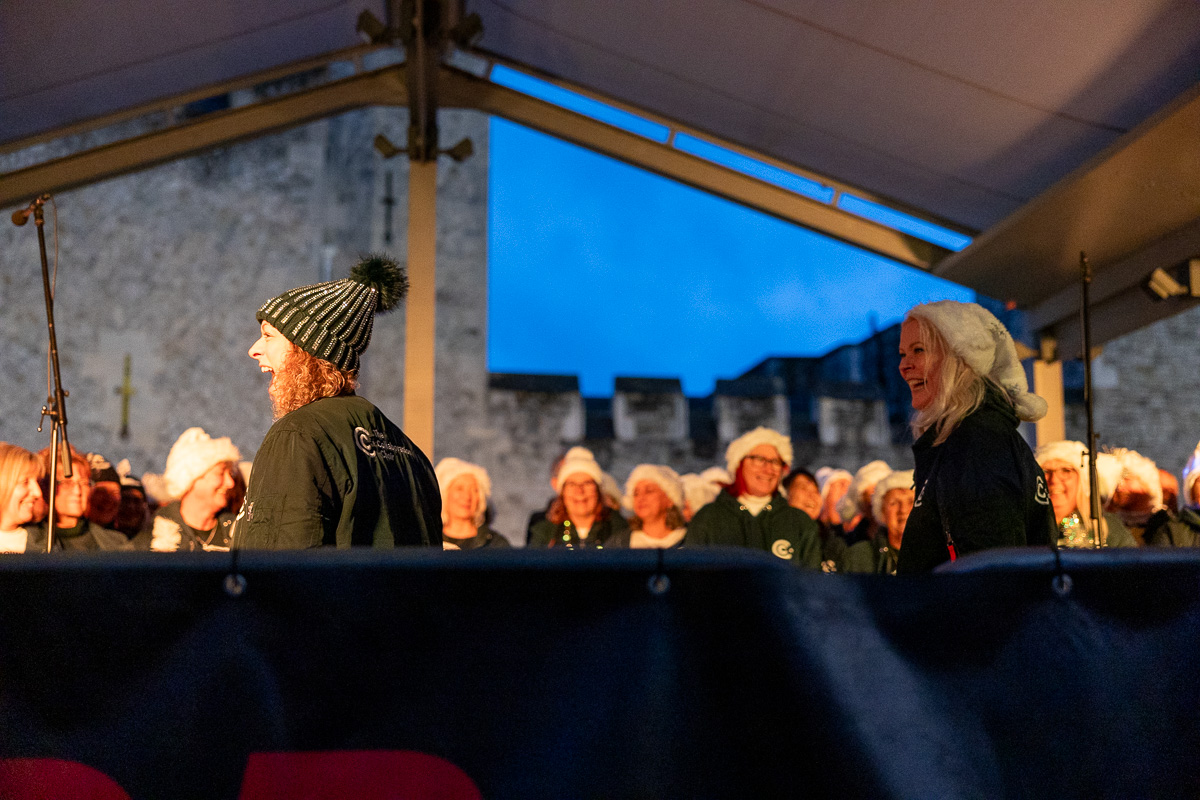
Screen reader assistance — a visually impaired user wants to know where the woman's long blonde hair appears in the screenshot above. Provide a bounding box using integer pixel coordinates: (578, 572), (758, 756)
(908, 314), (1010, 446)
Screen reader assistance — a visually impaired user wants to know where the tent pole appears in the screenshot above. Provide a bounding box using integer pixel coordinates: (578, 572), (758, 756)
(404, 160), (438, 457)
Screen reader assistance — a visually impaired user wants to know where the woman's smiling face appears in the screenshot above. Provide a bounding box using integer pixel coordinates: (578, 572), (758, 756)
(899, 318), (941, 411)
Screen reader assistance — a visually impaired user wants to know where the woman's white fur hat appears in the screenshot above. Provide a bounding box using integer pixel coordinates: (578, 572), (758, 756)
(624, 464), (684, 511)
(1093, 452), (1122, 505)
(871, 470), (915, 525)
(837, 460), (892, 523)
(907, 300), (1047, 422)
(815, 467), (852, 500)
(1182, 441), (1200, 510)
(435, 457), (492, 524)
(163, 427), (240, 499)
(681, 472), (720, 514)
(1108, 447), (1163, 510)
(725, 427), (793, 476)
(556, 450), (605, 492)
(1035, 440), (1092, 513)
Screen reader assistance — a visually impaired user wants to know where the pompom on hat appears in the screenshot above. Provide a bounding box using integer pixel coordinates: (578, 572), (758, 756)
(725, 427), (793, 476)
(624, 464), (684, 511)
(256, 254), (408, 373)
(906, 300), (1047, 422)
(163, 427), (240, 499)
(435, 457), (492, 525)
(871, 470), (915, 525)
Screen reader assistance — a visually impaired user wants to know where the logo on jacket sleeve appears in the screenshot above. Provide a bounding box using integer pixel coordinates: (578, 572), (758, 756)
(1035, 476), (1050, 506)
(771, 539), (794, 560)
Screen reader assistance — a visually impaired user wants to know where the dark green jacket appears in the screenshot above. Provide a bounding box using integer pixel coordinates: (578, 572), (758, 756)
(151, 501), (237, 552)
(443, 525), (511, 550)
(235, 395), (441, 550)
(1147, 508), (1200, 547)
(528, 512), (630, 549)
(897, 387), (1056, 574)
(31, 519), (132, 552)
(686, 490), (822, 569)
(841, 532), (899, 575)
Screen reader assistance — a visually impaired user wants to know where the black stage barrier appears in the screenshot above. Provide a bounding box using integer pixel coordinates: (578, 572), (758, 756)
(0, 547), (1198, 799)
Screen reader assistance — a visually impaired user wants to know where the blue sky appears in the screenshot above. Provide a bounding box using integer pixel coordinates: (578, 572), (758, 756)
(487, 118), (973, 397)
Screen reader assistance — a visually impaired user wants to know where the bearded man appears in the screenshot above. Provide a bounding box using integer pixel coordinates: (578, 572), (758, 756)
(236, 256), (441, 550)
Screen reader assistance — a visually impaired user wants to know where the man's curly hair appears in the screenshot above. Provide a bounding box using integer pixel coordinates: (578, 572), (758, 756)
(270, 345), (358, 418)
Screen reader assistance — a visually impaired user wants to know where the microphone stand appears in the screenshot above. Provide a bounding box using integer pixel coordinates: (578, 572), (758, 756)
(1079, 252), (1103, 549)
(14, 195), (72, 553)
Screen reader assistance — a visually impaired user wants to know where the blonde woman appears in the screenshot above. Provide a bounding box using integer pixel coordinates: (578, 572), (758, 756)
(896, 301), (1056, 573)
(1036, 441), (1135, 549)
(435, 458), (510, 550)
(0, 443), (45, 554)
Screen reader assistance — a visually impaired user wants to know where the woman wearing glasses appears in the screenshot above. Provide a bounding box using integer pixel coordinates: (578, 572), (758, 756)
(686, 427), (821, 567)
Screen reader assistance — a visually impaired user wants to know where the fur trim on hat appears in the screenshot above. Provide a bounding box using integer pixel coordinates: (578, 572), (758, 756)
(624, 464), (684, 511)
(700, 466), (732, 486)
(1108, 448), (1163, 511)
(815, 467), (852, 500)
(556, 452), (604, 492)
(1035, 440), (1088, 473)
(907, 300), (1047, 422)
(163, 427), (240, 499)
(725, 427), (793, 476)
(600, 471), (622, 505)
(1093, 453), (1122, 505)
(871, 470), (915, 525)
(837, 460), (892, 523)
(681, 473), (720, 515)
(435, 457), (492, 526)
(1183, 441), (1200, 510)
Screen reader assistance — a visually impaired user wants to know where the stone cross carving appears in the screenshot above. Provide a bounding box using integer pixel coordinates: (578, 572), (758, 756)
(114, 353), (135, 439)
(382, 171), (396, 245)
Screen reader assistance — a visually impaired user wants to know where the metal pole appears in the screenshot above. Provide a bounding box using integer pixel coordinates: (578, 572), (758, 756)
(1079, 252), (1103, 548)
(404, 160), (438, 457)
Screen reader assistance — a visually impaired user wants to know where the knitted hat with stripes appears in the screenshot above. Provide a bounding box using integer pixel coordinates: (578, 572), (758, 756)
(256, 255), (408, 372)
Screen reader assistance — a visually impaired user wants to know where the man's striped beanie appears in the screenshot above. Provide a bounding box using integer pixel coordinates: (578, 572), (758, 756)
(256, 255), (408, 372)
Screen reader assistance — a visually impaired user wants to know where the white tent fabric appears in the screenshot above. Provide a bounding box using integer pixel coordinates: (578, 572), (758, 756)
(468, 0), (1200, 232)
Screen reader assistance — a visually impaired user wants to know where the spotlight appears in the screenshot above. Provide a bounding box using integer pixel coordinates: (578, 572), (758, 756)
(374, 134), (402, 159)
(1144, 266), (1192, 300)
(440, 138), (474, 162)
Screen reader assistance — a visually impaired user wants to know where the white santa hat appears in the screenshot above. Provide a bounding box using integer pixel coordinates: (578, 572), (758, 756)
(435, 457), (492, 524)
(1182, 441), (1200, 510)
(871, 470), (915, 525)
(624, 464), (684, 511)
(1093, 452), (1122, 505)
(906, 300), (1047, 422)
(725, 427), (793, 476)
(815, 467), (852, 500)
(1108, 447), (1163, 510)
(163, 427), (240, 499)
(838, 460), (892, 523)
(555, 449), (605, 492)
(681, 473), (718, 514)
